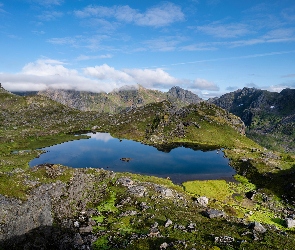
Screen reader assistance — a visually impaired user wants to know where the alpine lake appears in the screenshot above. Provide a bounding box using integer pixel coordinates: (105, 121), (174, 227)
(29, 133), (235, 184)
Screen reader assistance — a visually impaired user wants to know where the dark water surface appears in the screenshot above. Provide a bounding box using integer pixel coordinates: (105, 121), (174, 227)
(29, 133), (235, 184)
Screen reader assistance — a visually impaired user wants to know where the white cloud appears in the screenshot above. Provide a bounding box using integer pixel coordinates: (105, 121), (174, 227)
(189, 78), (219, 91)
(37, 11), (63, 21)
(1, 59), (215, 94)
(22, 59), (76, 76)
(76, 54), (113, 61)
(30, 0), (63, 6)
(125, 68), (184, 88)
(83, 64), (184, 89)
(196, 22), (251, 38)
(84, 64), (133, 83)
(74, 2), (184, 27)
(143, 36), (186, 51)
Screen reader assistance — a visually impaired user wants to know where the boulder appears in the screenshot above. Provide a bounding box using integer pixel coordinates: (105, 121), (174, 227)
(128, 185), (146, 197)
(248, 222), (266, 233)
(165, 219), (173, 227)
(116, 177), (134, 187)
(196, 196), (209, 207)
(203, 209), (225, 219)
(285, 218), (295, 228)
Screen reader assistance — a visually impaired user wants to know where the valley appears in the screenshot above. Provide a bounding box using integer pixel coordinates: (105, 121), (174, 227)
(1, 85), (295, 249)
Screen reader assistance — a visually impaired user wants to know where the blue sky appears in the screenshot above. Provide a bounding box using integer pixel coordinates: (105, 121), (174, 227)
(0, 0), (295, 98)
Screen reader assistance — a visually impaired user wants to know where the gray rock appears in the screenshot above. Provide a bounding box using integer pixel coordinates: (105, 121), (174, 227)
(128, 185), (146, 197)
(196, 196), (209, 207)
(285, 218), (295, 228)
(79, 225), (93, 234)
(117, 177), (134, 187)
(155, 185), (174, 197)
(160, 242), (169, 249)
(203, 209), (225, 219)
(165, 219), (173, 227)
(249, 222), (267, 233)
(215, 236), (235, 244)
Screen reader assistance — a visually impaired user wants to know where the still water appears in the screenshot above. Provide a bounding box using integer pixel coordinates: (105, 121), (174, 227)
(29, 133), (235, 184)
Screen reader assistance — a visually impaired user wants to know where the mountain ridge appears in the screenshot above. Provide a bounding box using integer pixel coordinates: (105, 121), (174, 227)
(209, 87), (295, 152)
(37, 85), (203, 113)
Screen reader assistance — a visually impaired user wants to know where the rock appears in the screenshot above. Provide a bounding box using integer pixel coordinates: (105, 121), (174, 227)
(73, 233), (84, 246)
(140, 202), (149, 210)
(285, 218), (295, 228)
(203, 209), (225, 219)
(74, 221), (80, 228)
(148, 227), (160, 237)
(155, 185), (174, 197)
(120, 210), (138, 217)
(160, 242), (169, 249)
(116, 177), (134, 187)
(165, 219), (173, 227)
(248, 222), (267, 233)
(196, 196), (209, 206)
(79, 226), (92, 234)
(215, 236), (235, 244)
(128, 185), (146, 197)
(187, 223), (196, 231)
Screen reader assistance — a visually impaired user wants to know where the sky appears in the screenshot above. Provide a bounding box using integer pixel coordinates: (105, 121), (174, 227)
(0, 0), (295, 98)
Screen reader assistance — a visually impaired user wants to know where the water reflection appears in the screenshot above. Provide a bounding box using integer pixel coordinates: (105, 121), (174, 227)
(30, 133), (235, 184)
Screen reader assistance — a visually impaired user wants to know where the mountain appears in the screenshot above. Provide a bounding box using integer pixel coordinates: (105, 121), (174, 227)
(2, 85), (295, 249)
(37, 85), (203, 113)
(167, 86), (203, 104)
(209, 87), (295, 152)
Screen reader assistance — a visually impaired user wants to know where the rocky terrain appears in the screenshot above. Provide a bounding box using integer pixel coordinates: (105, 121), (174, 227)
(37, 85), (202, 114)
(209, 87), (295, 152)
(2, 86), (295, 249)
(2, 164), (295, 249)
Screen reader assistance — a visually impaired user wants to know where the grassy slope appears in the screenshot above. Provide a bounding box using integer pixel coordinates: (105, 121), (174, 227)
(1, 89), (295, 248)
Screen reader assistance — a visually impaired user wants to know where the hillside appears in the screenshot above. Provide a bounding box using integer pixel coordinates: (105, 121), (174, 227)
(2, 86), (295, 249)
(0, 86), (104, 171)
(209, 87), (295, 152)
(37, 85), (203, 113)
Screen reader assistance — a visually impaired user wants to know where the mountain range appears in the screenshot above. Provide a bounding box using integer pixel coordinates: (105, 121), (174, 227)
(36, 85), (202, 113)
(209, 87), (295, 152)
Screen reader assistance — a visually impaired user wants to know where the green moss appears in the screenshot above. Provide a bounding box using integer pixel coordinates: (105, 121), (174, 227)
(183, 180), (231, 201)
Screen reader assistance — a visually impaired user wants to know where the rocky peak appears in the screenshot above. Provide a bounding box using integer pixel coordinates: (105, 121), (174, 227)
(167, 86), (202, 104)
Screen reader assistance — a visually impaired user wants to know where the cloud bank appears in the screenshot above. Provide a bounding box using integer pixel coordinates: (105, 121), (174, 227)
(0, 59), (218, 94)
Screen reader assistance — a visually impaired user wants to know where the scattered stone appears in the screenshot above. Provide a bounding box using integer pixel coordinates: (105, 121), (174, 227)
(285, 218), (295, 228)
(196, 196), (209, 207)
(128, 185), (146, 197)
(160, 242), (169, 249)
(148, 227), (160, 237)
(165, 219), (173, 228)
(155, 185), (174, 197)
(73, 233), (83, 246)
(140, 202), (149, 210)
(120, 210), (138, 217)
(187, 223), (196, 231)
(116, 177), (134, 187)
(215, 236), (235, 244)
(74, 221), (80, 228)
(79, 226), (92, 234)
(203, 209), (225, 219)
(248, 222), (267, 233)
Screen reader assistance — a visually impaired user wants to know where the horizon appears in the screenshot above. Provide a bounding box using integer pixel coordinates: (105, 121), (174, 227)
(0, 0), (295, 98)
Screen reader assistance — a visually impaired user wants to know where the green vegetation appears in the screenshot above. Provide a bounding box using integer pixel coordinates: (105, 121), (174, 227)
(2, 88), (295, 249)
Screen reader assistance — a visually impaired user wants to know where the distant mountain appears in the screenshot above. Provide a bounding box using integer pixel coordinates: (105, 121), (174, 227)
(209, 87), (295, 152)
(167, 86), (202, 104)
(38, 85), (203, 113)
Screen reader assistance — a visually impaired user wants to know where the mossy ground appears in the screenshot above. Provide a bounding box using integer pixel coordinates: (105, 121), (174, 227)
(2, 91), (295, 248)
